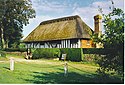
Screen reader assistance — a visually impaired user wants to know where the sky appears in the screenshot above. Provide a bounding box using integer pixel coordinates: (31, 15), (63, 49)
(22, 0), (124, 39)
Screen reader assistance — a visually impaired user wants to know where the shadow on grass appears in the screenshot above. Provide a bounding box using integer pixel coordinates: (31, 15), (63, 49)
(3, 66), (10, 70)
(24, 68), (123, 84)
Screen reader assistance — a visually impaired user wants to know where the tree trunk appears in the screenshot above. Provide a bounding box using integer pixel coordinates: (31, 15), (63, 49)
(5, 39), (9, 48)
(0, 26), (5, 49)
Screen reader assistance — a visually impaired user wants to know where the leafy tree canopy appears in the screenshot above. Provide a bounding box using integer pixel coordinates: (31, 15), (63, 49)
(0, 0), (36, 48)
(95, 7), (124, 79)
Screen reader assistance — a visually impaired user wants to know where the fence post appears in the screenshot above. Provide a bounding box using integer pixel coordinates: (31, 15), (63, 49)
(64, 61), (68, 77)
(10, 58), (14, 71)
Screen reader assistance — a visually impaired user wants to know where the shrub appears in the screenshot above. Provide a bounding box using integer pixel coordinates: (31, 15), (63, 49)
(83, 54), (96, 62)
(32, 48), (61, 59)
(0, 51), (6, 57)
(82, 48), (106, 63)
(18, 43), (26, 48)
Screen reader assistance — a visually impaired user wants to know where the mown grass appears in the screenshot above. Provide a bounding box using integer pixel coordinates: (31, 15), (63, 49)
(0, 55), (123, 84)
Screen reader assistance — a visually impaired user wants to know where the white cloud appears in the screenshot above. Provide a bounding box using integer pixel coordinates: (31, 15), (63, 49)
(72, 6), (99, 30)
(113, 0), (124, 9)
(23, 15), (55, 39)
(72, 0), (124, 31)
(31, 0), (71, 13)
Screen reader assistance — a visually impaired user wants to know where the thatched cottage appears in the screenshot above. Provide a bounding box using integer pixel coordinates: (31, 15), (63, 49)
(23, 15), (102, 48)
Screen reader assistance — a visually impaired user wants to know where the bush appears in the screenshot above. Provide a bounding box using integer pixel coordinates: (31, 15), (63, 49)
(32, 48), (61, 59)
(83, 54), (96, 62)
(0, 51), (6, 57)
(60, 48), (83, 62)
(82, 48), (110, 63)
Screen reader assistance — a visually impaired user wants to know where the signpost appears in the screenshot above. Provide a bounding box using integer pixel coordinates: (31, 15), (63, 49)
(61, 54), (66, 61)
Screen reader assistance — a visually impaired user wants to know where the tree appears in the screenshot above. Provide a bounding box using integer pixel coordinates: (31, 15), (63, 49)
(0, 0), (35, 49)
(95, 7), (124, 78)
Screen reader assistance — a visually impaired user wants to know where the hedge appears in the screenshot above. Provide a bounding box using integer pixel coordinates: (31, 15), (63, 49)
(32, 48), (61, 59)
(4, 48), (27, 52)
(32, 48), (83, 61)
(82, 48), (116, 55)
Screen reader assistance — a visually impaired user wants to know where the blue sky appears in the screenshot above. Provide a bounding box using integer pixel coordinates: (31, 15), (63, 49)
(23, 0), (124, 39)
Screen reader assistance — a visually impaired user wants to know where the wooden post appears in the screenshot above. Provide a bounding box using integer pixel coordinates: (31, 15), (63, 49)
(72, 43), (73, 48)
(65, 40), (67, 48)
(61, 40), (63, 48)
(64, 40), (65, 48)
(64, 61), (68, 77)
(10, 58), (14, 71)
(78, 39), (81, 48)
(68, 40), (70, 48)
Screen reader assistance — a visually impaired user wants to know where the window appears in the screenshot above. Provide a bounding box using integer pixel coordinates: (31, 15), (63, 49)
(87, 40), (90, 45)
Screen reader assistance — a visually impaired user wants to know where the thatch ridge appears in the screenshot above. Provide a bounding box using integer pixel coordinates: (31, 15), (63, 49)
(40, 15), (79, 25)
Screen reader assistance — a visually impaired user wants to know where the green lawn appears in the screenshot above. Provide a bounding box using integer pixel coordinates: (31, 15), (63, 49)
(0, 55), (122, 84)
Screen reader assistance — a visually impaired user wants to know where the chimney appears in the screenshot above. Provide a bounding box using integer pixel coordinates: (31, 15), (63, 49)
(94, 15), (103, 48)
(94, 15), (102, 35)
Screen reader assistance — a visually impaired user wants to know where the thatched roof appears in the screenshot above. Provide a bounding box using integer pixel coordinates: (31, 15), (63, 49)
(24, 15), (93, 42)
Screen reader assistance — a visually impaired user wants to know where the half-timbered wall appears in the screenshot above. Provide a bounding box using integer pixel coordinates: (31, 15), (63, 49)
(25, 39), (95, 48)
(25, 39), (81, 48)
